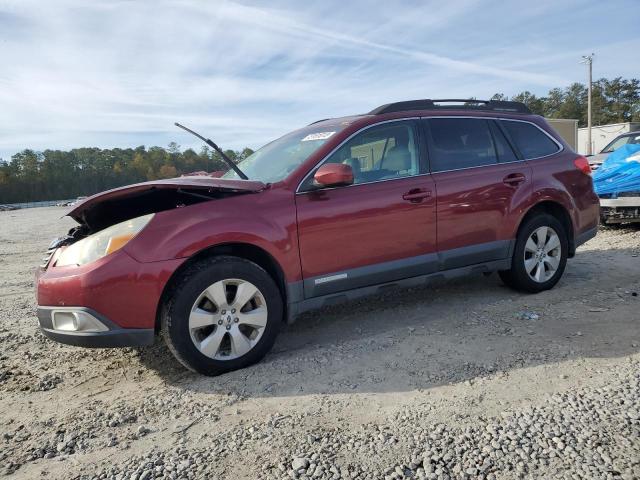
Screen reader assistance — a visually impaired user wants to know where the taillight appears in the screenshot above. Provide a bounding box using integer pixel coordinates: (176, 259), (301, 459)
(574, 156), (592, 175)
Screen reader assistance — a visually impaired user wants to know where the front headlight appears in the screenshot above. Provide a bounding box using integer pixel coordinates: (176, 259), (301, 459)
(56, 214), (154, 267)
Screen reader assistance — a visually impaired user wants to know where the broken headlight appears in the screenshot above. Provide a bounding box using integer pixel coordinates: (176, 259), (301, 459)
(56, 214), (154, 267)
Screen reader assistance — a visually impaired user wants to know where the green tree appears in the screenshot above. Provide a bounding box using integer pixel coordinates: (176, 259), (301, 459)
(0, 144), (256, 203)
(510, 91), (546, 116)
(501, 76), (639, 127)
(2, 78), (639, 204)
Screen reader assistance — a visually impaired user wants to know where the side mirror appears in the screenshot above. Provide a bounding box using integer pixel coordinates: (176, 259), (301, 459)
(313, 163), (354, 188)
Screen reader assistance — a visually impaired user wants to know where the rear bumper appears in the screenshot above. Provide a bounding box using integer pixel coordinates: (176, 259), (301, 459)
(599, 196), (640, 207)
(37, 306), (154, 348)
(599, 197), (640, 224)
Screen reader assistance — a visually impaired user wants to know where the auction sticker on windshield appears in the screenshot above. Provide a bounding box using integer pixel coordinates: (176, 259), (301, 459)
(301, 132), (335, 142)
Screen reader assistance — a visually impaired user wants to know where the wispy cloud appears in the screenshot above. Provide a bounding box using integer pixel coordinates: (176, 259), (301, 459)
(0, 0), (638, 159)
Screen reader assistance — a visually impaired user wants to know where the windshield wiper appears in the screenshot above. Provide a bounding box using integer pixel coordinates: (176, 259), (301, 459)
(174, 122), (248, 180)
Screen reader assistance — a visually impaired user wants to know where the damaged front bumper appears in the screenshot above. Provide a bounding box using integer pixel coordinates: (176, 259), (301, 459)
(37, 306), (154, 348)
(36, 248), (185, 348)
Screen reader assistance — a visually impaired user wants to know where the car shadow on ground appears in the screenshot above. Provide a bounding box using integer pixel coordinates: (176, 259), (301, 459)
(135, 242), (640, 398)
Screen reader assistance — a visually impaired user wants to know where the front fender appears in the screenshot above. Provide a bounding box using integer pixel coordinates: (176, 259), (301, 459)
(123, 189), (301, 282)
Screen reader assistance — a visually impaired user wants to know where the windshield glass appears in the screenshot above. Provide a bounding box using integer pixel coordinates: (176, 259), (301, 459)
(222, 122), (351, 183)
(601, 134), (640, 153)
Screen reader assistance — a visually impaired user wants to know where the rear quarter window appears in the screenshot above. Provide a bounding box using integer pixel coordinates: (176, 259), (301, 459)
(501, 120), (560, 159)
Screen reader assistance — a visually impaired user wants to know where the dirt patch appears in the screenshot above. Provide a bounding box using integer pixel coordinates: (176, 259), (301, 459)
(0, 207), (638, 479)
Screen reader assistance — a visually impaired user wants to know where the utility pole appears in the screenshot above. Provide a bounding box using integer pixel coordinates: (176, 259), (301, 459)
(581, 54), (594, 155)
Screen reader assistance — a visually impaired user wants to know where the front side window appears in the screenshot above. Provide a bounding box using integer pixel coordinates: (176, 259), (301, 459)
(501, 120), (560, 159)
(428, 118), (498, 172)
(315, 121), (420, 185)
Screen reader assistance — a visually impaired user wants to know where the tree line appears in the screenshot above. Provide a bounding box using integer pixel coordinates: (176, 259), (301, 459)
(492, 76), (639, 126)
(0, 143), (253, 204)
(1, 77), (638, 204)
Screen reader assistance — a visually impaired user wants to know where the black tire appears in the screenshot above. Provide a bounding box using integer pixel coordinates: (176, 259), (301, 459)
(499, 213), (568, 293)
(161, 256), (283, 376)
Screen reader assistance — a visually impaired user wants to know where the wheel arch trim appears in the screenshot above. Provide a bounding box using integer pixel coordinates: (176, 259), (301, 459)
(515, 199), (576, 256)
(154, 241), (289, 331)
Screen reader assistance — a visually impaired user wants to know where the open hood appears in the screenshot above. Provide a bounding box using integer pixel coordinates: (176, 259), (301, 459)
(68, 176), (266, 232)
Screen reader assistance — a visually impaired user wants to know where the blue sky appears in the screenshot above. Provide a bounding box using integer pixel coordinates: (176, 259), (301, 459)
(1, 0), (639, 160)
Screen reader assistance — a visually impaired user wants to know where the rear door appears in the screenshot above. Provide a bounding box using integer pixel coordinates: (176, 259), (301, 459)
(295, 119), (437, 298)
(424, 117), (532, 269)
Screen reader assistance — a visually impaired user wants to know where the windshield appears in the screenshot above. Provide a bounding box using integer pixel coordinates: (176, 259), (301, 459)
(601, 133), (640, 153)
(222, 122), (351, 183)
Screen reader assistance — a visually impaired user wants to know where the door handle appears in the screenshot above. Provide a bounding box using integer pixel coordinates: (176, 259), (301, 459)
(503, 173), (526, 186)
(402, 189), (432, 202)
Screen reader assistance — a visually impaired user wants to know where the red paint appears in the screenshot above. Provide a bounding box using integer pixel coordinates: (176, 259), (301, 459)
(433, 162), (534, 251)
(313, 163), (354, 187)
(37, 108), (600, 330)
(37, 250), (184, 329)
(295, 175), (437, 278)
(67, 176), (265, 223)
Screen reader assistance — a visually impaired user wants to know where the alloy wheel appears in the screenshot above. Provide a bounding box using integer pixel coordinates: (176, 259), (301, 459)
(523, 226), (561, 283)
(188, 279), (268, 360)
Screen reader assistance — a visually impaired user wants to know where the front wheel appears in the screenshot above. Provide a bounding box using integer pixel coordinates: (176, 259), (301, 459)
(161, 256), (283, 376)
(499, 214), (568, 293)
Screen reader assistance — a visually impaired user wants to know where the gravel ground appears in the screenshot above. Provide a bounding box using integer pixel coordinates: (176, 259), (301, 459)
(0, 206), (639, 480)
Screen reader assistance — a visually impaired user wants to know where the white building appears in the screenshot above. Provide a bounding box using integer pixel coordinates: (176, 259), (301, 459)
(546, 119), (578, 150)
(577, 122), (640, 155)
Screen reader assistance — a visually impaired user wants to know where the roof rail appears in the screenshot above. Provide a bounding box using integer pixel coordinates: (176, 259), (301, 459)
(369, 99), (531, 115)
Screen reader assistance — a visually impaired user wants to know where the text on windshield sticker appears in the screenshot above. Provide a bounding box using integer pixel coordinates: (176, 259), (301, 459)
(301, 132), (335, 142)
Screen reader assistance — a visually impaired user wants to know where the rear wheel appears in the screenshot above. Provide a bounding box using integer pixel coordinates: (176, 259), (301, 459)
(499, 214), (568, 293)
(161, 256), (283, 375)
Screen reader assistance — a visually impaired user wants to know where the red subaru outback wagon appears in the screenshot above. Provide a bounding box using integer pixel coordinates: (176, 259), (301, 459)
(36, 99), (599, 375)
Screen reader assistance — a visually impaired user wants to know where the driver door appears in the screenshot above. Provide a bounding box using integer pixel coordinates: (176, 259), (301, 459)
(295, 120), (437, 298)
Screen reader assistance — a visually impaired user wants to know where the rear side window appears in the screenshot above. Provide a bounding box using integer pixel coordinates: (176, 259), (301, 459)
(501, 120), (560, 159)
(427, 118), (497, 172)
(489, 121), (518, 163)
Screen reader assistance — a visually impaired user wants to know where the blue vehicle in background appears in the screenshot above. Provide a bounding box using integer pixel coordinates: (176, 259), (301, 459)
(592, 141), (640, 225)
